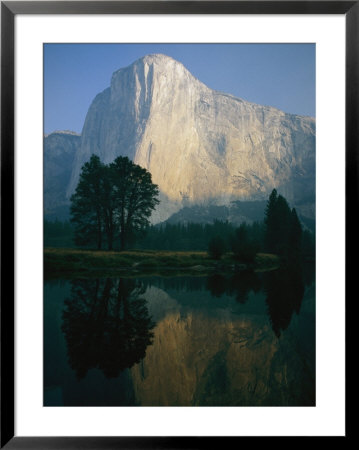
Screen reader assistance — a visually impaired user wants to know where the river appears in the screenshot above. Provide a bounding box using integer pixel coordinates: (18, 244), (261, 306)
(44, 264), (315, 406)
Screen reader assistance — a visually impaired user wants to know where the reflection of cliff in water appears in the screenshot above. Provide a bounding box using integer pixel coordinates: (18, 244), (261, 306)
(62, 278), (155, 379)
(130, 264), (314, 406)
(130, 307), (314, 406)
(52, 263), (314, 406)
(150, 263), (311, 338)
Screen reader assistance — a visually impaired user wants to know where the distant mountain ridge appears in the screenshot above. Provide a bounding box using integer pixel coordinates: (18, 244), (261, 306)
(44, 53), (315, 224)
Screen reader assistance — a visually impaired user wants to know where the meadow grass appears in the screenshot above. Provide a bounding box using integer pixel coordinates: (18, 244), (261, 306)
(44, 247), (280, 277)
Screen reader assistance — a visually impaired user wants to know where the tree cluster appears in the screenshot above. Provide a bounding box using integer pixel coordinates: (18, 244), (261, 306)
(205, 189), (313, 263)
(49, 175), (315, 261)
(44, 219), (74, 248)
(70, 155), (159, 250)
(208, 235), (227, 260)
(136, 220), (237, 252)
(230, 223), (261, 263)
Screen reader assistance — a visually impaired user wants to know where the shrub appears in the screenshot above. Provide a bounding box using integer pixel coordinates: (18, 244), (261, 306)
(208, 236), (226, 260)
(231, 223), (258, 263)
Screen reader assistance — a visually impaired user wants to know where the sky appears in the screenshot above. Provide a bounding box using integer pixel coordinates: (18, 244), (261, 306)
(44, 43), (315, 135)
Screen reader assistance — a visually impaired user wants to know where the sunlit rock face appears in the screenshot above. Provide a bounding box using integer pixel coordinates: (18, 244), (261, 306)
(67, 54), (315, 223)
(44, 131), (80, 220)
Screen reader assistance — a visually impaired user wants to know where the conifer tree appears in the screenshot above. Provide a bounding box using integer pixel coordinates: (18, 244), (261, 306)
(208, 235), (226, 260)
(264, 189), (303, 257)
(289, 208), (303, 255)
(264, 189), (279, 253)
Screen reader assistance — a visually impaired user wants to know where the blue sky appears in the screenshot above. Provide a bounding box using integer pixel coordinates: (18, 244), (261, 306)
(44, 43), (315, 135)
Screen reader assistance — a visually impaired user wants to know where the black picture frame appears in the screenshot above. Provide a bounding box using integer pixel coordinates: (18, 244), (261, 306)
(1, 1), (353, 447)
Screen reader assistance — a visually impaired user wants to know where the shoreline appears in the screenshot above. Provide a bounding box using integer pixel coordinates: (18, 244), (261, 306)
(44, 247), (281, 279)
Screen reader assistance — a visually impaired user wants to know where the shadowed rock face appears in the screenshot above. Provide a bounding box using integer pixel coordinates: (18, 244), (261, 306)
(44, 131), (80, 220)
(66, 54), (315, 223)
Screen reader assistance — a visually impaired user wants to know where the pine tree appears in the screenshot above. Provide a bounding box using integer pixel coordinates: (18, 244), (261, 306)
(264, 189), (304, 257)
(274, 194), (291, 255)
(288, 208), (303, 256)
(264, 189), (279, 253)
(231, 223), (258, 263)
(208, 235), (226, 260)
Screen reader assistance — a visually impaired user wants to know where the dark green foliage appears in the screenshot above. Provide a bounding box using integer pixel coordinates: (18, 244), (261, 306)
(109, 157), (159, 250)
(274, 195), (292, 255)
(264, 190), (292, 255)
(289, 208), (303, 256)
(100, 164), (117, 251)
(230, 223), (259, 263)
(135, 219), (265, 258)
(44, 219), (74, 247)
(264, 189), (309, 258)
(208, 235), (226, 260)
(301, 229), (316, 259)
(57, 179), (314, 262)
(264, 188), (279, 252)
(136, 220), (237, 251)
(70, 155), (159, 250)
(70, 155), (106, 249)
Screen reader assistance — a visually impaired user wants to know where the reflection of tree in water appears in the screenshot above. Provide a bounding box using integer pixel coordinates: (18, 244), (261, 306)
(264, 262), (305, 337)
(206, 271), (261, 303)
(229, 270), (262, 303)
(62, 278), (155, 379)
(206, 274), (227, 298)
(205, 263), (306, 338)
(149, 276), (206, 293)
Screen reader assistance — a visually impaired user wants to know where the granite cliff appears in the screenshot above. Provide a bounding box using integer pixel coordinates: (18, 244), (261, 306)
(46, 54), (315, 223)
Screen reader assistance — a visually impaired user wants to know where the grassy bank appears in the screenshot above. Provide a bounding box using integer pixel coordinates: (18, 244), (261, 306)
(44, 247), (280, 278)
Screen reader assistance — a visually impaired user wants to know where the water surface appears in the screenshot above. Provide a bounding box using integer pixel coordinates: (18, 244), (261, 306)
(44, 264), (315, 406)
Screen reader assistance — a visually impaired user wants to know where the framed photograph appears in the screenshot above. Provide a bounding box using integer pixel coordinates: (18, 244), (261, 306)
(1, 1), (353, 447)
